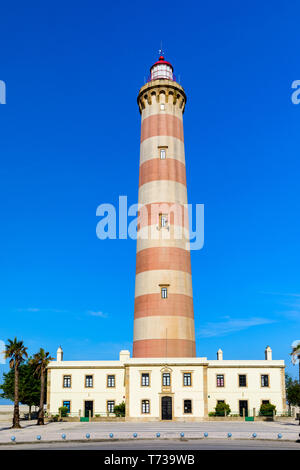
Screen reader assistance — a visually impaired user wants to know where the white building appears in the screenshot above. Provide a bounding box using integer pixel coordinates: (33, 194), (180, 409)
(47, 346), (286, 420)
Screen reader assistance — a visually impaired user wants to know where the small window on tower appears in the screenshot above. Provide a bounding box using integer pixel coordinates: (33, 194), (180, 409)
(160, 148), (166, 159)
(160, 103), (165, 110)
(161, 287), (168, 299)
(159, 213), (168, 228)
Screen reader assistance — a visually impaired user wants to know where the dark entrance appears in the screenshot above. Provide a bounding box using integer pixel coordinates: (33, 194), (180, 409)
(84, 400), (93, 418)
(239, 400), (248, 417)
(161, 396), (172, 420)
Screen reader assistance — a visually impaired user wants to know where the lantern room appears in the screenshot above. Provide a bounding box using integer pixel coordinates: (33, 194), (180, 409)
(150, 55), (174, 81)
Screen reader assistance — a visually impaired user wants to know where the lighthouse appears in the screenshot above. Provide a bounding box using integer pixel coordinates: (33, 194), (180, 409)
(133, 54), (196, 358)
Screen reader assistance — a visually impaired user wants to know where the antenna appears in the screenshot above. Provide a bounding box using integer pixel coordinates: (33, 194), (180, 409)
(159, 40), (164, 57)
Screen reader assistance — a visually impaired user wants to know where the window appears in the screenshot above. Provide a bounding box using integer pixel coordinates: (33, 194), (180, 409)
(160, 148), (166, 159)
(162, 373), (171, 386)
(261, 375), (269, 387)
(107, 401), (115, 413)
(239, 375), (247, 387)
(161, 287), (168, 299)
(141, 373), (150, 386)
(107, 375), (115, 387)
(63, 401), (70, 413)
(85, 375), (93, 388)
(142, 400), (150, 414)
(159, 213), (168, 228)
(184, 400), (192, 414)
(216, 375), (224, 387)
(160, 103), (165, 110)
(183, 373), (191, 386)
(63, 375), (71, 388)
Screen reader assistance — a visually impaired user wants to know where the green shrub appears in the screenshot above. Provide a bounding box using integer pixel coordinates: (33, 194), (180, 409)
(114, 401), (125, 417)
(259, 403), (276, 416)
(215, 402), (231, 416)
(59, 406), (69, 417)
(208, 411), (216, 417)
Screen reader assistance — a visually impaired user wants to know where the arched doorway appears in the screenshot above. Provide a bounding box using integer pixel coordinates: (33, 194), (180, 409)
(161, 396), (172, 420)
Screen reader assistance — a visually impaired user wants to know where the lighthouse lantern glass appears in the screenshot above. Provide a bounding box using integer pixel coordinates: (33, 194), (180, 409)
(151, 63), (173, 81)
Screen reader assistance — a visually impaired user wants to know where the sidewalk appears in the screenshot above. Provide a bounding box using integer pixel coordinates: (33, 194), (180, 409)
(0, 420), (299, 445)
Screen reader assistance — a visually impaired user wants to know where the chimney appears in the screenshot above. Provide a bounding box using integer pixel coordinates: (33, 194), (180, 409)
(217, 349), (223, 360)
(265, 345), (272, 361)
(119, 350), (130, 362)
(57, 346), (63, 362)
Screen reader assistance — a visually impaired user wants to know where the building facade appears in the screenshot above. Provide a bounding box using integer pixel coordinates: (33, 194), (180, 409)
(47, 346), (286, 419)
(47, 55), (286, 420)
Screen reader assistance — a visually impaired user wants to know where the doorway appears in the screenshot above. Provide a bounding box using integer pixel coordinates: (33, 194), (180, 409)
(84, 400), (93, 418)
(239, 400), (248, 417)
(161, 396), (172, 420)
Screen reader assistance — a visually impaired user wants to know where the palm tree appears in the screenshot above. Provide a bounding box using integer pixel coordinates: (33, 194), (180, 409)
(3, 338), (28, 428)
(30, 348), (54, 425)
(291, 341), (300, 384)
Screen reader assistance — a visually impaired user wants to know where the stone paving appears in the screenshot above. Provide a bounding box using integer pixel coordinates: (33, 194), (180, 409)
(0, 419), (299, 445)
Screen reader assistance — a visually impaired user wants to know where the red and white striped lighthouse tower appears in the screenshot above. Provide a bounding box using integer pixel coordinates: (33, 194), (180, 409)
(133, 54), (196, 358)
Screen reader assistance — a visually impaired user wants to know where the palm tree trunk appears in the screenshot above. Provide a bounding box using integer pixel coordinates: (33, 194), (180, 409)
(12, 363), (21, 428)
(37, 368), (45, 425)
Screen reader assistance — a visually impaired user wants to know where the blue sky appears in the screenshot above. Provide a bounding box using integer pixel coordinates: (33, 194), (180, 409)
(1, 0), (300, 399)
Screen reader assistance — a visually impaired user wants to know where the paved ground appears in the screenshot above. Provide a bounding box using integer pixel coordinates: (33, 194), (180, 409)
(0, 419), (299, 448)
(1, 438), (300, 450)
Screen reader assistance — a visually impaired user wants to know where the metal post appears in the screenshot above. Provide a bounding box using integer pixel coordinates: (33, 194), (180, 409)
(89, 410), (91, 422)
(243, 408), (245, 418)
(253, 408), (256, 418)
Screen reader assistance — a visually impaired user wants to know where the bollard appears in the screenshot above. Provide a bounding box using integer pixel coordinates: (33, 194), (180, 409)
(89, 410), (91, 422)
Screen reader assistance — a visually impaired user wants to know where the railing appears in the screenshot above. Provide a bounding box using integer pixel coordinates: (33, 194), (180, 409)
(147, 74), (177, 83)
